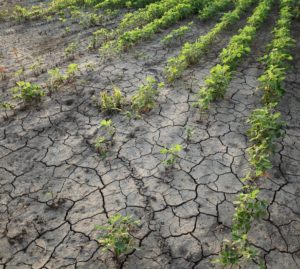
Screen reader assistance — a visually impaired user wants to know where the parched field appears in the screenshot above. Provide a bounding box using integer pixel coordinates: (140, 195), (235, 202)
(0, 0), (299, 268)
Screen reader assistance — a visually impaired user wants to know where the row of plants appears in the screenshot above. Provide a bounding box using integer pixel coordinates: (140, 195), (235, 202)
(100, 0), (207, 53)
(12, 0), (156, 22)
(199, 0), (234, 21)
(89, 0), (184, 49)
(216, 0), (295, 267)
(197, 0), (274, 110)
(0, 63), (80, 119)
(164, 0), (257, 82)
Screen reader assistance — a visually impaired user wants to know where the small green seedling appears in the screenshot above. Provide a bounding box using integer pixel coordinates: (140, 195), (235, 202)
(48, 63), (79, 91)
(64, 42), (77, 59)
(12, 81), (45, 103)
(99, 119), (115, 136)
(0, 101), (15, 119)
(160, 144), (183, 167)
(99, 87), (125, 113)
(94, 136), (107, 155)
(95, 213), (140, 264)
(131, 76), (164, 114)
(185, 127), (194, 141)
(29, 57), (44, 76)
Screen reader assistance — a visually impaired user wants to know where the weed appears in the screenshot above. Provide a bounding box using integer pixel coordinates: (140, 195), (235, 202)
(160, 144), (183, 167)
(185, 127), (194, 141)
(0, 101), (15, 119)
(99, 119), (116, 136)
(246, 104), (284, 176)
(99, 87), (125, 113)
(131, 76), (164, 114)
(95, 213), (140, 264)
(29, 57), (44, 76)
(64, 42), (77, 59)
(12, 81), (45, 103)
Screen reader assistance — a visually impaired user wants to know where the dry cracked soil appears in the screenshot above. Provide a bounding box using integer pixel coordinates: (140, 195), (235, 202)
(0, 1), (300, 269)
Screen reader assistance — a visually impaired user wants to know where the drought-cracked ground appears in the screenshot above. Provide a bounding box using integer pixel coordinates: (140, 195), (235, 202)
(0, 2), (300, 269)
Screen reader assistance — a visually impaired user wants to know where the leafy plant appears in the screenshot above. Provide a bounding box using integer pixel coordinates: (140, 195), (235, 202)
(185, 127), (194, 141)
(161, 22), (193, 47)
(0, 101), (15, 119)
(197, 64), (231, 110)
(164, 0), (256, 82)
(47, 63), (79, 91)
(215, 186), (266, 267)
(29, 57), (44, 76)
(64, 42), (77, 59)
(12, 81), (45, 103)
(99, 119), (116, 136)
(160, 144), (183, 166)
(95, 213), (140, 263)
(246, 105), (284, 176)
(197, 0), (274, 109)
(99, 87), (125, 113)
(131, 76), (163, 114)
(94, 136), (107, 155)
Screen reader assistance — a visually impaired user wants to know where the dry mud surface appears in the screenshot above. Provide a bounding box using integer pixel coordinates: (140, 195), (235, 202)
(0, 3), (300, 269)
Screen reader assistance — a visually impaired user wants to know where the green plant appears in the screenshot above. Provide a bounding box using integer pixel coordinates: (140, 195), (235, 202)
(99, 119), (116, 136)
(161, 22), (193, 47)
(99, 87), (125, 113)
(199, 0), (233, 21)
(64, 42), (77, 59)
(66, 63), (79, 81)
(12, 81), (45, 103)
(0, 101), (15, 119)
(48, 63), (79, 91)
(164, 0), (256, 82)
(196, 0), (274, 110)
(246, 105), (284, 176)
(185, 127), (194, 141)
(160, 144), (183, 166)
(48, 68), (67, 90)
(131, 76), (163, 114)
(29, 57), (44, 76)
(215, 186), (266, 267)
(95, 213), (140, 264)
(197, 64), (231, 110)
(94, 136), (107, 155)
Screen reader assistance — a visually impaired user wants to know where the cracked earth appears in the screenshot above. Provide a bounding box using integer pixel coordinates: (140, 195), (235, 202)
(0, 2), (300, 269)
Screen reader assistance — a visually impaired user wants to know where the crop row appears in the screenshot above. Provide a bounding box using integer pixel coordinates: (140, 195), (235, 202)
(216, 0), (295, 267)
(100, 0), (207, 53)
(165, 0), (257, 82)
(197, 0), (274, 110)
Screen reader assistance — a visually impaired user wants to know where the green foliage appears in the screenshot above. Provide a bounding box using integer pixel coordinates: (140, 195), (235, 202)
(160, 144), (183, 166)
(48, 63), (79, 91)
(99, 87), (125, 113)
(185, 127), (194, 141)
(215, 186), (266, 267)
(131, 76), (163, 114)
(199, 0), (234, 21)
(95, 213), (139, 261)
(99, 119), (115, 136)
(161, 22), (193, 47)
(29, 57), (44, 76)
(64, 42), (77, 59)
(164, 0), (256, 82)
(197, 0), (274, 109)
(258, 0), (295, 104)
(101, 0), (207, 52)
(12, 81), (45, 103)
(94, 136), (107, 155)
(246, 105), (284, 176)
(198, 64), (231, 110)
